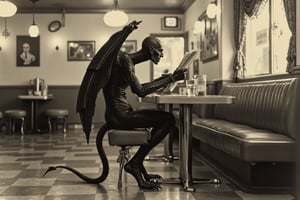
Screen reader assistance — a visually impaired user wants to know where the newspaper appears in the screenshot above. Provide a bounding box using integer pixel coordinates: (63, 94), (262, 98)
(163, 50), (199, 92)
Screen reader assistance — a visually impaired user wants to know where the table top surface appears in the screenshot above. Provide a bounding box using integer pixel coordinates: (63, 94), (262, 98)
(140, 93), (235, 104)
(17, 94), (54, 100)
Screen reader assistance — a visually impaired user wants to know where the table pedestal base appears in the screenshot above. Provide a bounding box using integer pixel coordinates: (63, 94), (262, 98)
(145, 154), (179, 162)
(162, 177), (221, 192)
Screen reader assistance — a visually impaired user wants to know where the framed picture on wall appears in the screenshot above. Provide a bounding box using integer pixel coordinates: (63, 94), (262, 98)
(67, 40), (95, 61)
(16, 35), (40, 67)
(199, 11), (218, 63)
(121, 40), (137, 53)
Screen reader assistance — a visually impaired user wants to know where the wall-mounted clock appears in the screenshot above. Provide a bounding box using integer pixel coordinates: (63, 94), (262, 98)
(48, 20), (62, 32)
(161, 16), (181, 30)
(164, 16), (179, 28)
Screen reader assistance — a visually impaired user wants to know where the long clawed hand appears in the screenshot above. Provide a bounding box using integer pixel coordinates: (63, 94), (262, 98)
(128, 20), (142, 30)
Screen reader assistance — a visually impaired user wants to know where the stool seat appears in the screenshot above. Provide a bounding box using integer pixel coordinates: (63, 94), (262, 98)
(45, 109), (69, 133)
(4, 109), (27, 135)
(108, 129), (151, 146)
(45, 109), (69, 117)
(4, 110), (26, 118)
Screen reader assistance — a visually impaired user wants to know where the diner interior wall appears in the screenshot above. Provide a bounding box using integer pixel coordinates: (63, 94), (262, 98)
(0, 0), (236, 125)
(0, 12), (183, 125)
(220, 1), (234, 80)
(184, 0), (234, 81)
(185, 0), (219, 81)
(0, 13), (183, 86)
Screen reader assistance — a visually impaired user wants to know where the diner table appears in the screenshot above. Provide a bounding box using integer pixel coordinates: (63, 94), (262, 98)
(17, 94), (54, 133)
(141, 93), (234, 191)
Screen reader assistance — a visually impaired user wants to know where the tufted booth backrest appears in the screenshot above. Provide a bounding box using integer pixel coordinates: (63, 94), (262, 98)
(214, 78), (299, 139)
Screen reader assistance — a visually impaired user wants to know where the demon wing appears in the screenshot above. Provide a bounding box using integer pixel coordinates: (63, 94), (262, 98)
(76, 21), (139, 143)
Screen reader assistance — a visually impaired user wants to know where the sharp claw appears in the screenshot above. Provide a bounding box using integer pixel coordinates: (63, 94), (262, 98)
(146, 173), (163, 183)
(150, 178), (163, 184)
(150, 179), (157, 183)
(148, 181), (162, 191)
(154, 185), (162, 191)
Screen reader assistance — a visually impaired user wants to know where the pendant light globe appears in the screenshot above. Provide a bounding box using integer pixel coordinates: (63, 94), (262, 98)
(0, 0), (17, 17)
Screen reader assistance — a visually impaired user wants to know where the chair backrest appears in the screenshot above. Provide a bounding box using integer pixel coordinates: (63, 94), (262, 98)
(215, 78), (299, 139)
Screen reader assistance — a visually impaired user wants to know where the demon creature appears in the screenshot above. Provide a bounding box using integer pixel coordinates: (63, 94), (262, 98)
(44, 21), (187, 190)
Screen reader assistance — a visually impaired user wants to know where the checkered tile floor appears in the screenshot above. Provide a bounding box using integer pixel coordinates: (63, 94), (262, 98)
(0, 129), (295, 200)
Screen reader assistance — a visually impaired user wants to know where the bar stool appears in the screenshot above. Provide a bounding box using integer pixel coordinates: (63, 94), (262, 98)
(45, 109), (69, 133)
(4, 110), (27, 135)
(107, 127), (151, 188)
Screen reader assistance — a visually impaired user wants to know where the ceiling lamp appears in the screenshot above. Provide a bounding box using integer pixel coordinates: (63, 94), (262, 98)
(0, 0), (17, 17)
(28, 0), (39, 37)
(104, 0), (128, 27)
(206, 1), (218, 19)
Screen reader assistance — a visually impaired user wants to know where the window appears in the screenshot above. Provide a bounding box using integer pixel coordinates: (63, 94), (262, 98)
(245, 0), (291, 76)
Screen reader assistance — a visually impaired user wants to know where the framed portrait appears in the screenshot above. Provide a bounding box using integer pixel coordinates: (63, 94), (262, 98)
(67, 40), (95, 61)
(16, 35), (40, 67)
(121, 40), (137, 53)
(199, 11), (218, 63)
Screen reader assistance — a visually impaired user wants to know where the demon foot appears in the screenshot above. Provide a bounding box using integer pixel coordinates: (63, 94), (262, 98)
(144, 173), (163, 184)
(140, 163), (163, 183)
(124, 162), (162, 191)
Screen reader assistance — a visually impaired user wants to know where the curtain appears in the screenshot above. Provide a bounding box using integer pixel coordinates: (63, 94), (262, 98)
(241, 0), (266, 17)
(233, 0), (247, 80)
(233, 0), (268, 80)
(283, 0), (298, 74)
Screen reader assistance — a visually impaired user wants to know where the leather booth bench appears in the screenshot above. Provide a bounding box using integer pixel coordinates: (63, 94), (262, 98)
(177, 78), (299, 192)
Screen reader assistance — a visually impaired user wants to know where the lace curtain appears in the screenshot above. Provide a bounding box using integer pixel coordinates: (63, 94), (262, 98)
(283, 0), (298, 74)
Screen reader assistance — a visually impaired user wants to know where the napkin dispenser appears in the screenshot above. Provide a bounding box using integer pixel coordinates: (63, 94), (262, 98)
(30, 77), (46, 96)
